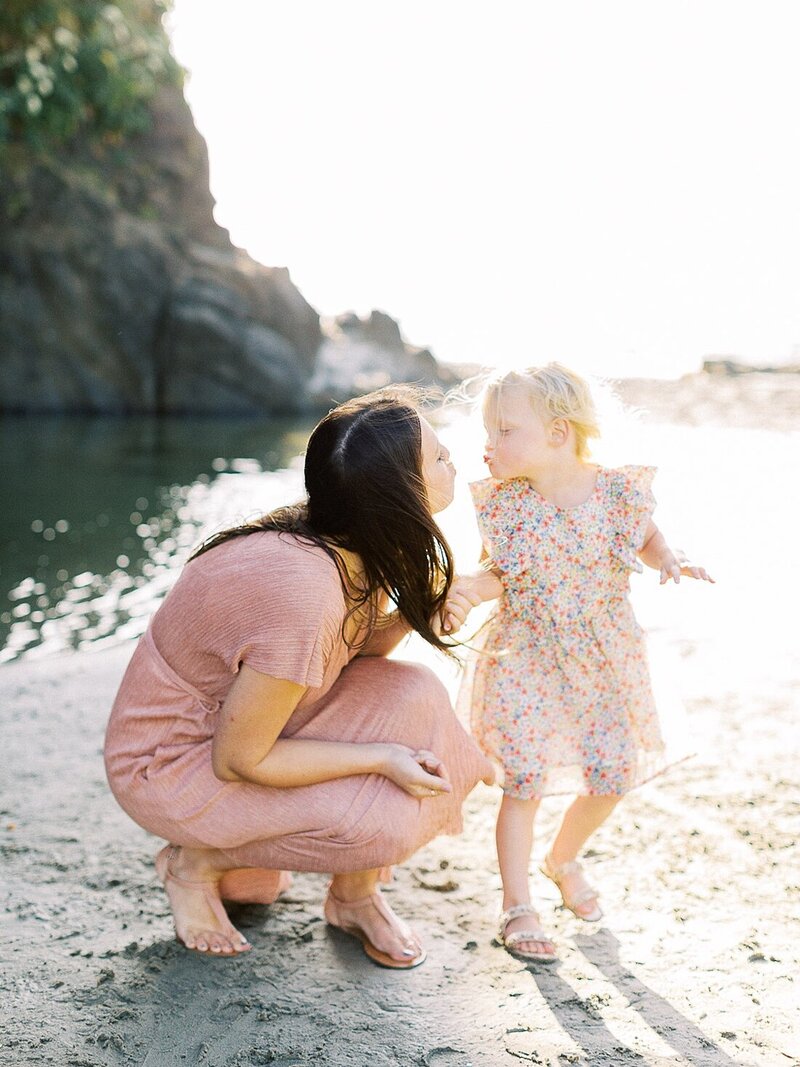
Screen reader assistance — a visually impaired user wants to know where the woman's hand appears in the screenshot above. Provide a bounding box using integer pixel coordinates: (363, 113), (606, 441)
(380, 744), (453, 799)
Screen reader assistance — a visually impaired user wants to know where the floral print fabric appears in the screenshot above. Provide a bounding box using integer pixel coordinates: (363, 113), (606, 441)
(463, 465), (668, 798)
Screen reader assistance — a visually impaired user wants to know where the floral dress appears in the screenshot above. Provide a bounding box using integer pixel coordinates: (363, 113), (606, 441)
(463, 465), (668, 799)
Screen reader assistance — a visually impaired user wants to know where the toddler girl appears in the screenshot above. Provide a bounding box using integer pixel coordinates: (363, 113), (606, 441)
(450, 364), (712, 963)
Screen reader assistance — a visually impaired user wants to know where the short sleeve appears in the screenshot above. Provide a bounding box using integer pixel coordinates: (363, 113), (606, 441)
(200, 535), (345, 688)
(606, 465), (657, 572)
(469, 478), (532, 578)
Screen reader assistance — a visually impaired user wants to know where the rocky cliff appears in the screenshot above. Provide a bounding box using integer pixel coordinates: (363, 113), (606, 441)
(0, 21), (448, 414)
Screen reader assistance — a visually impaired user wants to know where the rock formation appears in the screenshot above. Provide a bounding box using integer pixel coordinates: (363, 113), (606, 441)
(0, 78), (449, 414)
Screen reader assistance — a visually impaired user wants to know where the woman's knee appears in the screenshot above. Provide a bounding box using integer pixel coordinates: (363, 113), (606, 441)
(388, 661), (451, 723)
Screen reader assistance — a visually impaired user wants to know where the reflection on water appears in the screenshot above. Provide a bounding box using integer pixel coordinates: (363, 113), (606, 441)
(1, 415), (316, 663)
(3, 411), (797, 691)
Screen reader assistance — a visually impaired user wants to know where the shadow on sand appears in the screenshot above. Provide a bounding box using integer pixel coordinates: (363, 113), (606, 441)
(521, 926), (739, 1066)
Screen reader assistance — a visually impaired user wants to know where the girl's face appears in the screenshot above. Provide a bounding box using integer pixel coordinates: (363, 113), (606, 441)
(483, 385), (553, 480)
(420, 417), (456, 513)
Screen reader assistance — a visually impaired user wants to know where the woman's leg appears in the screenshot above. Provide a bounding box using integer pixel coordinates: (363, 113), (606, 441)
(157, 845), (252, 955)
(160, 847), (421, 962)
(544, 794), (622, 917)
(496, 795), (555, 957)
(326, 869), (423, 962)
(141, 660), (489, 959)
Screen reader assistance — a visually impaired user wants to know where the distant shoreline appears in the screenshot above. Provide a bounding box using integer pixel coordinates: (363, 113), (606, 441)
(614, 369), (799, 432)
(440, 364), (799, 433)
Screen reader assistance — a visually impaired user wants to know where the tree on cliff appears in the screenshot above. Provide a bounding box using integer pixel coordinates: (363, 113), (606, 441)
(0, 0), (181, 152)
(0, 3), (443, 414)
(0, 1), (327, 414)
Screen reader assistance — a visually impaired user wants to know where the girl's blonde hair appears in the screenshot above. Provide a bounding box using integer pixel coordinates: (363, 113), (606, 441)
(484, 363), (601, 460)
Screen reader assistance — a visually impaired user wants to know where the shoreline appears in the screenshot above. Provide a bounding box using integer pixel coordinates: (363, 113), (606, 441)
(2, 629), (798, 1065)
(2, 374), (798, 1066)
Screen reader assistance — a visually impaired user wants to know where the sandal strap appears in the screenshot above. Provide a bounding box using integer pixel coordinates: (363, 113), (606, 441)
(499, 903), (541, 935)
(504, 929), (553, 949)
(543, 856), (583, 882)
(541, 854), (600, 911)
(157, 845), (219, 889)
(326, 885), (413, 936)
(566, 885), (599, 907)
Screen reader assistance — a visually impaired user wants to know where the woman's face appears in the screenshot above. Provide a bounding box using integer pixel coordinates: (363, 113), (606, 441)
(419, 417), (456, 513)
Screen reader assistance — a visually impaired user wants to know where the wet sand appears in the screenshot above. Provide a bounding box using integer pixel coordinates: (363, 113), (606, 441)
(2, 372), (798, 1066)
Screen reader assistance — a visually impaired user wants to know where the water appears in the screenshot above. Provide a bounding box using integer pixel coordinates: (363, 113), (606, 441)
(0, 415), (316, 662)
(3, 411), (797, 703)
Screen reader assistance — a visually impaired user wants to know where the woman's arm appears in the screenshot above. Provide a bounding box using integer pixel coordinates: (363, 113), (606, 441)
(639, 520), (714, 584)
(357, 611), (414, 657)
(211, 664), (452, 797)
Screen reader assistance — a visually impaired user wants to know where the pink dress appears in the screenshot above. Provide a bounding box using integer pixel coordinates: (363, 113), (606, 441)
(105, 532), (491, 873)
(462, 466), (667, 799)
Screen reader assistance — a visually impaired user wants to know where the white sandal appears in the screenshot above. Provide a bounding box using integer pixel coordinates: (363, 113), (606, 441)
(498, 904), (558, 963)
(540, 853), (603, 922)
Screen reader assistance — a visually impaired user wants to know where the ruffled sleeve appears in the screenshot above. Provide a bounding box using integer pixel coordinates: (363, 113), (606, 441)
(605, 465), (657, 572)
(469, 478), (535, 578)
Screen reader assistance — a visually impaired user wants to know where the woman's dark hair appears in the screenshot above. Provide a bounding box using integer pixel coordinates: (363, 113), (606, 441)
(190, 387), (455, 653)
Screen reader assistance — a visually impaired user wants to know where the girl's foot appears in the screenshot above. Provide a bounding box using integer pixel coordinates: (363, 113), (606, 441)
(155, 846), (252, 955)
(324, 885), (426, 969)
(498, 904), (557, 963)
(540, 853), (603, 922)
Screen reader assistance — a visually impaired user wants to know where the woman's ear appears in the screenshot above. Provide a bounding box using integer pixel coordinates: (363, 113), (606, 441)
(549, 417), (570, 446)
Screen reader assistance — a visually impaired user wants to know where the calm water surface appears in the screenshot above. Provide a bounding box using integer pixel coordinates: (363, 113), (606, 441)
(3, 413), (797, 697)
(1, 415), (316, 662)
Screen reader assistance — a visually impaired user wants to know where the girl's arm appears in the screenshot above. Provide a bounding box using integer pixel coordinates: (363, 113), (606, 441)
(441, 552), (504, 635)
(211, 664), (452, 798)
(639, 520), (714, 584)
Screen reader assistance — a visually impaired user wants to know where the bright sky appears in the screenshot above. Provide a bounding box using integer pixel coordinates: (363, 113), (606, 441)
(169, 1), (800, 379)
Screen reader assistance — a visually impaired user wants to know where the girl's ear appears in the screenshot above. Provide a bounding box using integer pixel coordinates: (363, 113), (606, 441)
(549, 417), (570, 446)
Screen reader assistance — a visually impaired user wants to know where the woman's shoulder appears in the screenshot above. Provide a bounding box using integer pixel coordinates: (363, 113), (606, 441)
(186, 531), (343, 598)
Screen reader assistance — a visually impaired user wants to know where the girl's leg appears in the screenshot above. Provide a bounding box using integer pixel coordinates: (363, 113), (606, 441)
(545, 795), (622, 917)
(496, 795), (555, 957)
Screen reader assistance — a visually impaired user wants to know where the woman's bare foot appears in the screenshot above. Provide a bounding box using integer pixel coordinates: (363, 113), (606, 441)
(155, 846), (251, 955)
(325, 874), (425, 967)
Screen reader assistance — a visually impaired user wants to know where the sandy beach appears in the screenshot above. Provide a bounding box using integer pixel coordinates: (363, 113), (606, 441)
(2, 372), (798, 1067)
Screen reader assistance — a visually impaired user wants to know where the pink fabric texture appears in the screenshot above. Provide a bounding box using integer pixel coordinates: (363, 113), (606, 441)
(104, 532), (491, 872)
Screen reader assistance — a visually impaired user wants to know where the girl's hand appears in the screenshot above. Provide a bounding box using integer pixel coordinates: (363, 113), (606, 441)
(380, 744), (453, 799)
(439, 576), (485, 635)
(659, 551), (715, 585)
(435, 572), (503, 636)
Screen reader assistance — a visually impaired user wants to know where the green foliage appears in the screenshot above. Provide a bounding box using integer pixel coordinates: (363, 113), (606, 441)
(0, 1), (182, 152)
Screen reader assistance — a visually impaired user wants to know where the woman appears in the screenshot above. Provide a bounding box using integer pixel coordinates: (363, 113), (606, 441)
(104, 388), (493, 969)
